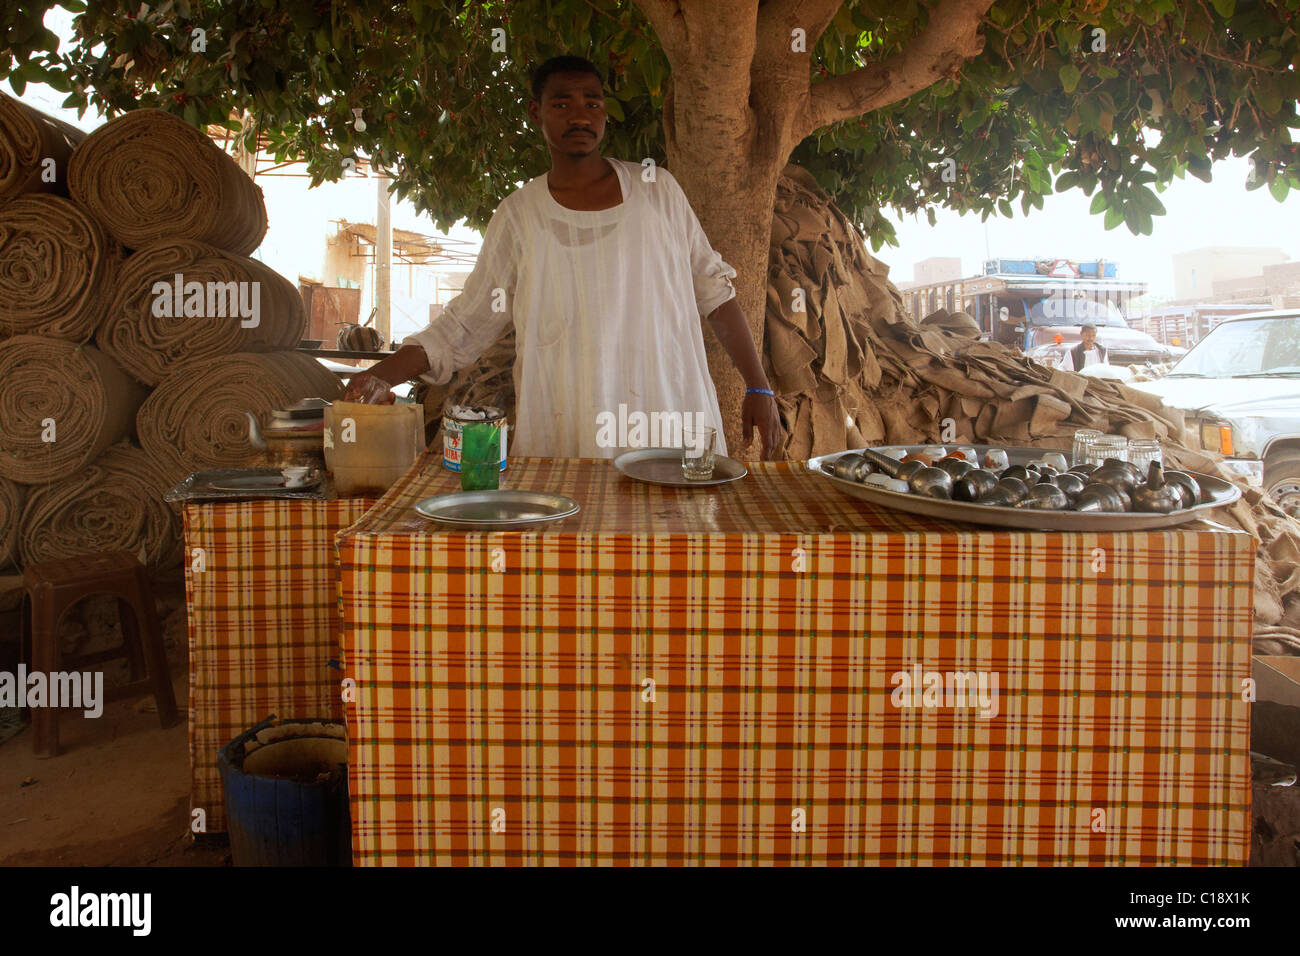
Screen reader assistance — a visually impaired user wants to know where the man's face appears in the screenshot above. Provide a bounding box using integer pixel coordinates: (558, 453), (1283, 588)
(528, 72), (606, 158)
(1081, 327), (1098, 348)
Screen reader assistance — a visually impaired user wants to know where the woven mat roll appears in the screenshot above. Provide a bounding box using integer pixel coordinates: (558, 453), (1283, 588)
(102, 239), (306, 385)
(0, 477), (22, 569)
(0, 195), (121, 341)
(18, 441), (182, 570)
(68, 109), (266, 255)
(138, 351), (343, 475)
(0, 93), (84, 204)
(0, 336), (146, 484)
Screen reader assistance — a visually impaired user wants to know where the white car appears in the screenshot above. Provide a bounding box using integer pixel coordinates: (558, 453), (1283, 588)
(1130, 309), (1300, 513)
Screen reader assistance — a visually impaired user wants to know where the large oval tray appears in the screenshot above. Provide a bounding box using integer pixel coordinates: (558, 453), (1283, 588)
(613, 447), (747, 487)
(807, 444), (1241, 532)
(414, 490), (580, 530)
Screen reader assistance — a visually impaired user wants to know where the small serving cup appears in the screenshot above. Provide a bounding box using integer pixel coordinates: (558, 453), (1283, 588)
(281, 466), (313, 488)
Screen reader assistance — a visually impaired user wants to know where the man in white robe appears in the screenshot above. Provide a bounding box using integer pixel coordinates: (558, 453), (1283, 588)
(344, 55), (783, 459)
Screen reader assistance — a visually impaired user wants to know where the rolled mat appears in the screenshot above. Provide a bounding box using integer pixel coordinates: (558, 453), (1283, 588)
(0, 477), (23, 569)
(68, 108), (267, 255)
(137, 351), (343, 475)
(0, 194), (121, 341)
(0, 336), (146, 485)
(0, 92), (85, 204)
(102, 239), (306, 385)
(18, 441), (182, 571)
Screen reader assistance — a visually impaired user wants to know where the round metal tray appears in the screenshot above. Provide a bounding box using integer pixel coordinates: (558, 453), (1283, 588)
(807, 444), (1241, 532)
(414, 490), (580, 530)
(613, 447), (747, 487)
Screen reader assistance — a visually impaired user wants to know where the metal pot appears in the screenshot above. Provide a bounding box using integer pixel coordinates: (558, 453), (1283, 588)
(1054, 471), (1088, 501)
(908, 466), (954, 499)
(829, 453), (871, 483)
(1132, 462), (1182, 514)
(953, 469), (999, 502)
(1164, 470), (1204, 508)
(1074, 482), (1129, 513)
(1016, 483), (1069, 510)
(934, 457), (973, 479)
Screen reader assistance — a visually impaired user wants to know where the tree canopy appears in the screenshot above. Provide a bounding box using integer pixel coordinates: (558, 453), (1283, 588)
(3, 0), (1298, 246)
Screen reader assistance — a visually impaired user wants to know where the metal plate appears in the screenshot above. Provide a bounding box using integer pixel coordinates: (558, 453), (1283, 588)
(414, 490), (580, 530)
(209, 473), (321, 492)
(807, 444), (1241, 532)
(613, 447), (747, 487)
(164, 469), (328, 502)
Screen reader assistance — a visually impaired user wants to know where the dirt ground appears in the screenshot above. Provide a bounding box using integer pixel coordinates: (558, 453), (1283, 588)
(0, 583), (228, 867)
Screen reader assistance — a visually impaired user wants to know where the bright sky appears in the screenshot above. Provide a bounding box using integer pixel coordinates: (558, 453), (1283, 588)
(877, 156), (1298, 299)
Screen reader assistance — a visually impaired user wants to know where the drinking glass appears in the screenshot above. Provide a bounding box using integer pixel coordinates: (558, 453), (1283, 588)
(1127, 439), (1163, 475)
(682, 426), (717, 480)
(1071, 429), (1102, 467)
(1092, 434), (1129, 465)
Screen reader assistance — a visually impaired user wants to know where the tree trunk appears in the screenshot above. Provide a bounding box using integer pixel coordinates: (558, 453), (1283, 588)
(663, 75), (790, 458)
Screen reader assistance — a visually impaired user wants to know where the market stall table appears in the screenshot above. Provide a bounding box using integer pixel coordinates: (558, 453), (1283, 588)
(181, 484), (377, 833)
(337, 450), (1254, 866)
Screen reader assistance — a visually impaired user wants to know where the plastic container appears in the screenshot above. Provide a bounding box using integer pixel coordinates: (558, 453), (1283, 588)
(218, 716), (351, 867)
(324, 400), (425, 496)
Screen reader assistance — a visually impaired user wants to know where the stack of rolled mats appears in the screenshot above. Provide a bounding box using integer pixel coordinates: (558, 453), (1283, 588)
(0, 94), (339, 575)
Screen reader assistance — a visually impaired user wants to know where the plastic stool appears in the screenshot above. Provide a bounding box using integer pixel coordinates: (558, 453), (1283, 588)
(20, 550), (179, 757)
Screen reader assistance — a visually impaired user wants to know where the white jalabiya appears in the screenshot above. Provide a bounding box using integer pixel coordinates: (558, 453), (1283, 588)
(402, 158), (736, 458)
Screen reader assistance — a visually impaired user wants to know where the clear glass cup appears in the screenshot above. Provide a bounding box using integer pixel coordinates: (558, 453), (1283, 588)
(682, 426), (717, 480)
(1092, 433), (1129, 465)
(1127, 438), (1163, 475)
(1071, 429), (1102, 467)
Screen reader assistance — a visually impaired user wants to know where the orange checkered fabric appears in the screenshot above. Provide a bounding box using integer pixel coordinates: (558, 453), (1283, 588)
(183, 494), (376, 834)
(337, 452), (1254, 865)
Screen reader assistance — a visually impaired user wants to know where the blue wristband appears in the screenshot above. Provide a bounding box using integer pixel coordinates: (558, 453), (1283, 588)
(747, 387), (775, 396)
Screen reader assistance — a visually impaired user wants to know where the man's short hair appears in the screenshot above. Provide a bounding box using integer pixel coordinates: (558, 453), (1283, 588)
(530, 55), (603, 100)
(1080, 323), (1098, 332)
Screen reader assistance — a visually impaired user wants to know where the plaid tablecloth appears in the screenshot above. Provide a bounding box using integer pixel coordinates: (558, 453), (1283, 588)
(338, 451), (1255, 866)
(183, 494), (376, 834)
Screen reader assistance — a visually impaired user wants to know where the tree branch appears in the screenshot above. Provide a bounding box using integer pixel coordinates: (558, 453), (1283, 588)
(796, 0), (994, 141)
(631, 0), (690, 60)
(756, 0), (844, 52)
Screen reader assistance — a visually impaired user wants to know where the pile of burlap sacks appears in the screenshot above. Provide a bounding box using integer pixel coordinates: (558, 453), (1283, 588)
(0, 93), (337, 579)
(438, 164), (1300, 645)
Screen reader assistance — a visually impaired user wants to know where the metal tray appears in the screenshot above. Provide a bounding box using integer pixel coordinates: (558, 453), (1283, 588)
(164, 468), (329, 503)
(209, 473), (321, 492)
(414, 490), (580, 530)
(613, 447), (747, 487)
(807, 444), (1241, 532)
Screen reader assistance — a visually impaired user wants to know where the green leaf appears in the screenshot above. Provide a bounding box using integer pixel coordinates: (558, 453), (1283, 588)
(604, 97), (624, 122)
(1103, 205), (1123, 230)
(1210, 0), (1235, 17)
(1059, 63), (1082, 94)
(1089, 191), (1108, 215)
(1269, 176), (1290, 202)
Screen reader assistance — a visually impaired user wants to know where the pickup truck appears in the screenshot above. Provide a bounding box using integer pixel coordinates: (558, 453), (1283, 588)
(1130, 309), (1300, 514)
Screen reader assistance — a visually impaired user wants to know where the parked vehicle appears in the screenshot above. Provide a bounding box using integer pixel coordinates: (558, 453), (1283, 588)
(1016, 297), (1178, 367)
(1130, 309), (1300, 513)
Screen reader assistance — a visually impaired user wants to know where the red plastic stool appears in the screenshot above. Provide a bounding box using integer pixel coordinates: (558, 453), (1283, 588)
(19, 550), (179, 757)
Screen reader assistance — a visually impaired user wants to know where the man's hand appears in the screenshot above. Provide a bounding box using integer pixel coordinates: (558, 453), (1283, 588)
(342, 370), (396, 404)
(742, 391), (784, 460)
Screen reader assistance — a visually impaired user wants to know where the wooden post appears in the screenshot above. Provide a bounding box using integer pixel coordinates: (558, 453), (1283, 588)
(375, 171), (392, 344)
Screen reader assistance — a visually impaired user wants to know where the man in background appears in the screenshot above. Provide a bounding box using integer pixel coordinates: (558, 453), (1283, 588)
(1063, 323), (1107, 372)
